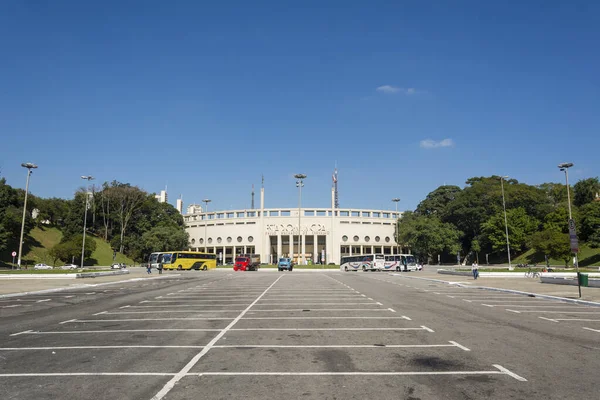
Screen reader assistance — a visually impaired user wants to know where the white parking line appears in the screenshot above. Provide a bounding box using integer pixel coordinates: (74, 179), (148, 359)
(538, 317), (558, 322)
(583, 327), (600, 333)
(401, 316), (411, 320)
(18, 329), (222, 334)
(228, 327), (433, 331)
(388, 308), (396, 312)
(59, 319), (77, 324)
(2, 304), (21, 308)
(0, 367), (527, 380)
(36, 299), (52, 303)
(506, 310), (600, 314)
(482, 304), (585, 308)
(240, 317), (411, 320)
(9, 330), (32, 336)
(549, 318), (600, 322)
(150, 275), (285, 400)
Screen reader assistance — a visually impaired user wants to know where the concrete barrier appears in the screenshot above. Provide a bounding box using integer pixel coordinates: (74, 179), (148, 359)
(76, 270), (130, 278)
(541, 276), (600, 288)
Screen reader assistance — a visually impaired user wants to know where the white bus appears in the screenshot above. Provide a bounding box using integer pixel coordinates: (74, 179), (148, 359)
(384, 254), (419, 272)
(148, 252), (165, 270)
(340, 254), (385, 272)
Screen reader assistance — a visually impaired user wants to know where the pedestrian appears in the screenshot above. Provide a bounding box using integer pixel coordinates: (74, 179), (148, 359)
(158, 263), (163, 275)
(147, 264), (152, 274)
(471, 262), (479, 280)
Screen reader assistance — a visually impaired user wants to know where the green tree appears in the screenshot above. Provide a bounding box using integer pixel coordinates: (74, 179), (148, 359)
(542, 207), (571, 234)
(530, 230), (572, 267)
(573, 177), (600, 207)
(415, 185), (462, 216)
(49, 235), (97, 265)
(481, 208), (539, 254)
(397, 212), (462, 263)
(579, 202), (600, 247)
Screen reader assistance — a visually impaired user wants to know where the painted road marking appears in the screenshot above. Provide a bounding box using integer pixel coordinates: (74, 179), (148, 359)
(0, 365), (527, 380)
(17, 329), (222, 335)
(388, 308), (396, 312)
(36, 299), (51, 303)
(506, 310), (600, 314)
(227, 327), (434, 332)
(549, 319), (600, 322)
(401, 316), (412, 320)
(0, 342), (471, 351)
(583, 327), (600, 333)
(9, 330), (32, 336)
(150, 275), (285, 400)
(539, 317), (559, 322)
(483, 304), (587, 308)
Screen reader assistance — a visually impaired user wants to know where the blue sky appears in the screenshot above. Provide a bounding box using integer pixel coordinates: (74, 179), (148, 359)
(1, 1), (599, 212)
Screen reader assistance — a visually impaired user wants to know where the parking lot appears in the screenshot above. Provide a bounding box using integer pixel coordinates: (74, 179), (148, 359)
(1, 270), (598, 399)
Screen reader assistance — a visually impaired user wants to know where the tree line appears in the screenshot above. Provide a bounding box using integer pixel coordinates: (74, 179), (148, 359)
(0, 177), (188, 265)
(395, 176), (600, 266)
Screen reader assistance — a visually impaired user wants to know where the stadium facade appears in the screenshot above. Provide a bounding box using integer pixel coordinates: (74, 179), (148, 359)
(183, 185), (403, 265)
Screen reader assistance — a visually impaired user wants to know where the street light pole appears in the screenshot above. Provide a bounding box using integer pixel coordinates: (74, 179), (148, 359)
(202, 199), (211, 253)
(500, 176), (512, 270)
(392, 198), (400, 254)
(17, 163), (38, 269)
(80, 176), (94, 268)
(295, 174), (306, 265)
(559, 162), (580, 297)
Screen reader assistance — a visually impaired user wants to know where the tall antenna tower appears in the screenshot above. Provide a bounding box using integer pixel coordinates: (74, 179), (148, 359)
(333, 163), (339, 208)
(251, 184), (255, 209)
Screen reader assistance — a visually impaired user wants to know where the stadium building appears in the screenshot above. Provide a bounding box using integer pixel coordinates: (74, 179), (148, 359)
(183, 175), (404, 265)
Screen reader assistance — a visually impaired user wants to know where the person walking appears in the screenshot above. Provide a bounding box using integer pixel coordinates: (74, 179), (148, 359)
(146, 263), (152, 274)
(471, 262), (479, 280)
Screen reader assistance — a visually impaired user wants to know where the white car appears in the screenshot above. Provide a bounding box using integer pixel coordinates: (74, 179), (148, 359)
(34, 263), (53, 270)
(111, 263), (126, 269)
(61, 264), (79, 270)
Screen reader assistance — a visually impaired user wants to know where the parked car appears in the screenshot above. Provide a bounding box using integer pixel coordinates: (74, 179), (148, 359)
(278, 257), (293, 271)
(111, 263), (126, 269)
(61, 264), (79, 270)
(34, 263), (53, 270)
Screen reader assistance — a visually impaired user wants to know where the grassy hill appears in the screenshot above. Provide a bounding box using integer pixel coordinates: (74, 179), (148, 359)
(0, 226), (133, 267)
(512, 244), (600, 267)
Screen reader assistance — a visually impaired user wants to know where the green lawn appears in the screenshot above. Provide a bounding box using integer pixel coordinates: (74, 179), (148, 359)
(512, 244), (600, 267)
(89, 235), (134, 266)
(0, 226), (133, 268)
(0, 268), (106, 274)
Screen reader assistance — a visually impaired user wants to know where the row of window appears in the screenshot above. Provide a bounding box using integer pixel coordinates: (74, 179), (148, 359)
(191, 236), (255, 245)
(190, 235), (393, 245)
(342, 235), (392, 243)
(185, 210), (400, 222)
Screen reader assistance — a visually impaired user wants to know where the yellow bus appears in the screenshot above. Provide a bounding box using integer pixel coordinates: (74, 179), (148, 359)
(161, 251), (217, 271)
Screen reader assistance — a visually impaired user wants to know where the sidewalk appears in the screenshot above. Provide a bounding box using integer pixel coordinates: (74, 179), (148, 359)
(404, 270), (600, 303)
(0, 268), (178, 297)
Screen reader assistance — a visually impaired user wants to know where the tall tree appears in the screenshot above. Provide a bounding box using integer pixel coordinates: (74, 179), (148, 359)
(112, 186), (146, 253)
(573, 177), (600, 207)
(530, 230), (572, 267)
(579, 202), (600, 247)
(481, 207), (539, 255)
(415, 185), (462, 216)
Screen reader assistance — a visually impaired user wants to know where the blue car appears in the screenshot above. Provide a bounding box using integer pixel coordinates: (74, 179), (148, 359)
(278, 258), (293, 271)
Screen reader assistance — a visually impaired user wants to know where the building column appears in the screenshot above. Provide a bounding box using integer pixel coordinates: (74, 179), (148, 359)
(349, 245), (353, 256)
(313, 234), (318, 264)
(277, 235), (282, 261)
(289, 234), (293, 259)
(301, 234), (306, 265)
(360, 245), (363, 255)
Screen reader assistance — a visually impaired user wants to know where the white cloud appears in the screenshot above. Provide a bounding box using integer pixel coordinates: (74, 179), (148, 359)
(376, 85), (419, 95)
(420, 139), (454, 149)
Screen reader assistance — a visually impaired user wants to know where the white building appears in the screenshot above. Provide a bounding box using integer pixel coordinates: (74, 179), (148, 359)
(184, 187), (403, 265)
(155, 190), (168, 203)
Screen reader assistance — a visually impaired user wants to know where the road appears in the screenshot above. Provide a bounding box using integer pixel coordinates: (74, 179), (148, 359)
(1, 270), (598, 399)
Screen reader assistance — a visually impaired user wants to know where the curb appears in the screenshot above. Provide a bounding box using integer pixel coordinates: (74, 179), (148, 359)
(392, 274), (600, 307)
(0, 271), (130, 280)
(0, 274), (181, 299)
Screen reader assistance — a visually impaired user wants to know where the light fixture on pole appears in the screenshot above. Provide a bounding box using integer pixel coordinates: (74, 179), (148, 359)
(80, 176), (94, 268)
(17, 163), (38, 269)
(558, 162), (581, 298)
(202, 199), (211, 253)
(392, 198), (401, 254)
(392, 198), (400, 213)
(500, 176), (512, 270)
(295, 174), (306, 265)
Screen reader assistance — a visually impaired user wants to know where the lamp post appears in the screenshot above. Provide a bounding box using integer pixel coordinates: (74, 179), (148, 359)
(295, 174), (306, 265)
(500, 176), (512, 270)
(80, 176), (94, 268)
(17, 163), (38, 269)
(202, 199), (211, 253)
(558, 162), (580, 297)
(392, 198), (400, 254)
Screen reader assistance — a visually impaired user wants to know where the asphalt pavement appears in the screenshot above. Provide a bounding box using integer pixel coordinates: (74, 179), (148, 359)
(1, 269), (599, 399)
